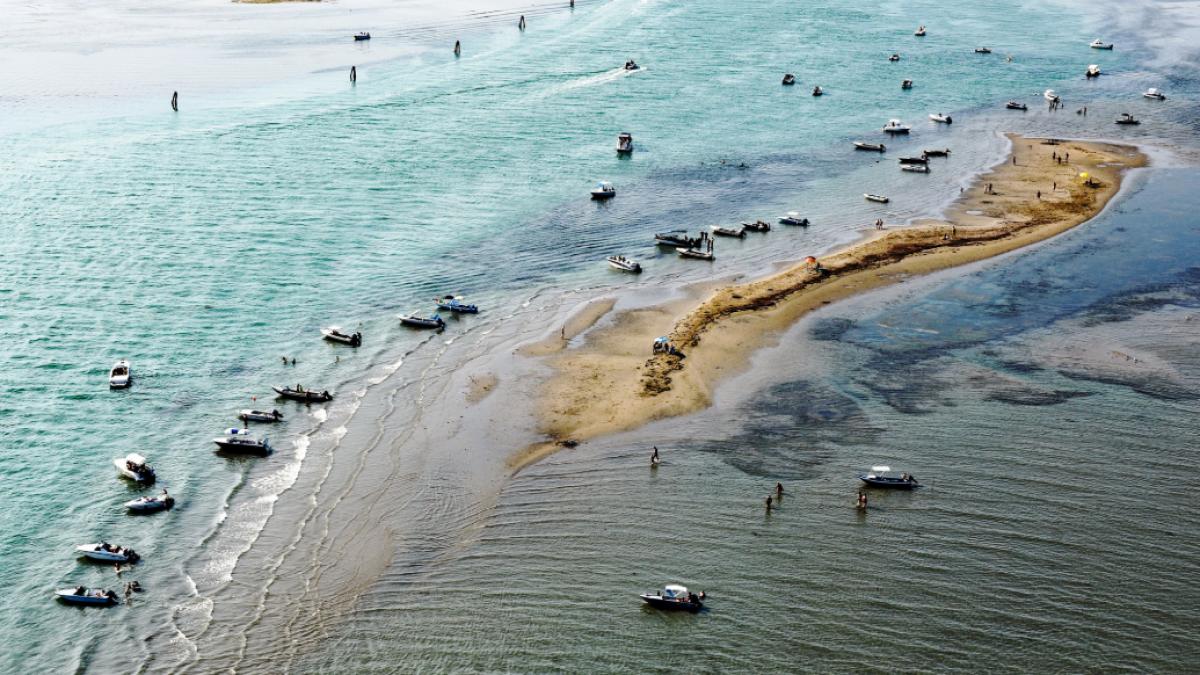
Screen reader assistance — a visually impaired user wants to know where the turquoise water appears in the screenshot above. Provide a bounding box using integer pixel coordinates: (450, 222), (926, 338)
(0, 0), (1196, 671)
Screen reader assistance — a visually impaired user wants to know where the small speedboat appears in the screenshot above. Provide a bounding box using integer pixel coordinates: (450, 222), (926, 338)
(854, 141), (886, 152)
(435, 295), (479, 314)
(1115, 113), (1140, 125)
(742, 220), (771, 232)
(711, 225), (746, 238)
(1090, 39), (1114, 50)
(914, 25), (926, 36)
(273, 385), (333, 402)
(616, 132), (634, 154)
(974, 47), (992, 54)
(125, 490), (174, 513)
(923, 148), (951, 157)
(882, 119), (911, 134)
(214, 428), (271, 455)
(398, 313), (446, 329)
(1086, 64), (1102, 78)
(624, 59), (640, 71)
(654, 230), (693, 247)
(321, 326), (361, 346)
(114, 453), (156, 484)
(778, 211), (809, 226)
(55, 587), (119, 606)
(590, 181), (616, 200)
(676, 247), (714, 260)
(902, 164), (930, 173)
(1144, 88), (1166, 100)
(811, 85), (823, 96)
(901, 79), (913, 90)
(888, 53), (900, 62)
(929, 112), (952, 123)
(239, 409), (283, 423)
(859, 465), (920, 489)
(1044, 89), (1060, 104)
(353, 32), (371, 41)
(640, 584), (705, 612)
(109, 359), (131, 389)
(781, 73), (795, 86)
(76, 543), (140, 564)
(1006, 101), (1028, 111)
(606, 255), (642, 273)
(864, 194), (890, 203)
(898, 156), (928, 165)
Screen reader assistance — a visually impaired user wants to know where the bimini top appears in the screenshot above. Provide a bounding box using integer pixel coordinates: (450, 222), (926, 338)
(663, 584), (689, 597)
(126, 453), (148, 466)
(871, 465), (891, 473)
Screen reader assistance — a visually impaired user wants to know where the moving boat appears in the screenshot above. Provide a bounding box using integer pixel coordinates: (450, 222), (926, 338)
(606, 255), (642, 273)
(974, 47), (992, 54)
(624, 59), (639, 71)
(616, 132), (634, 154)
(1086, 64), (1102, 78)
(914, 25), (926, 36)
(859, 465), (920, 489)
(742, 220), (771, 232)
(113, 453), (156, 484)
(353, 32), (371, 41)
(1090, 39), (1114, 50)
(76, 543), (140, 564)
(929, 112), (952, 124)
(125, 490), (175, 513)
(864, 194), (890, 203)
(778, 212), (809, 226)
(213, 428), (271, 454)
(321, 326), (361, 346)
(109, 359), (131, 389)
(677, 247), (714, 260)
(1144, 88), (1166, 100)
(923, 148), (951, 157)
(811, 85), (823, 96)
(1115, 113), (1140, 125)
(239, 409), (283, 423)
(640, 584), (705, 612)
(902, 164), (930, 173)
(901, 79), (913, 90)
(654, 230), (694, 247)
(273, 385), (333, 402)
(888, 53), (900, 62)
(55, 587), (119, 606)
(1044, 89), (1060, 104)
(898, 156), (928, 165)
(711, 225), (746, 238)
(397, 313), (445, 329)
(854, 141), (886, 152)
(882, 119), (911, 134)
(1006, 101), (1028, 110)
(781, 73), (795, 86)
(590, 181), (616, 200)
(435, 295), (479, 314)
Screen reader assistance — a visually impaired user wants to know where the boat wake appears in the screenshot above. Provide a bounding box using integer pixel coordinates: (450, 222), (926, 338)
(538, 66), (644, 98)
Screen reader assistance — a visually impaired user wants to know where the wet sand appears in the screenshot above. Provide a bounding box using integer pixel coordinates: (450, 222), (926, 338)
(530, 134), (1147, 460)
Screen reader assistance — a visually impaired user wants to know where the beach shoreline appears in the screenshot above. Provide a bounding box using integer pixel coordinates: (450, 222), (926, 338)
(529, 134), (1147, 463)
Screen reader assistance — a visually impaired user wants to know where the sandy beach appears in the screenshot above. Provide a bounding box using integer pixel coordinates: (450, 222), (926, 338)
(532, 134), (1147, 460)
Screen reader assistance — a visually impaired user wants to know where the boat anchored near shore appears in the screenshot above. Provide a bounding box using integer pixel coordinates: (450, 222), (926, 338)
(606, 255), (641, 273)
(859, 465), (920, 489)
(864, 193), (890, 203)
(273, 385), (333, 402)
(113, 453), (155, 484)
(213, 428), (271, 455)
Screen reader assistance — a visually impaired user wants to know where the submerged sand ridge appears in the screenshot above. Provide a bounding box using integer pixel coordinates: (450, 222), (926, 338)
(531, 134), (1147, 460)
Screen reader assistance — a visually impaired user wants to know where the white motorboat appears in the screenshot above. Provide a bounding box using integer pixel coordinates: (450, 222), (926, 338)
(273, 385), (333, 402)
(1115, 113), (1140, 125)
(929, 112), (952, 123)
(113, 453), (156, 484)
(854, 141), (886, 152)
(654, 230), (694, 247)
(1044, 89), (1060, 103)
(125, 490), (174, 513)
(1090, 39), (1114, 50)
(55, 587), (119, 606)
(590, 181), (616, 200)
(76, 543), (140, 564)
(435, 295), (479, 314)
(901, 79), (913, 90)
(214, 428), (271, 454)
(781, 73), (796, 86)
(914, 25), (926, 36)
(711, 225), (746, 238)
(398, 313), (445, 329)
(888, 53), (900, 62)
(864, 193), (890, 203)
(606, 255), (642, 273)
(1086, 64), (1101, 78)
(882, 119), (911, 134)
(1144, 88), (1166, 100)
(974, 47), (992, 54)
(109, 359), (131, 389)
(321, 326), (361, 346)
(640, 584), (705, 612)
(1006, 101), (1028, 111)
(902, 164), (930, 173)
(239, 409), (283, 423)
(676, 247), (714, 260)
(778, 211), (810, 226)
(616, 132), (634, 154)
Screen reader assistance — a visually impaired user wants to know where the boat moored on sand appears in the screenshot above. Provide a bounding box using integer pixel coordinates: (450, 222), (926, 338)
(273, 385), (333, 402)
(214, 428), (271, 454)
(109, 359), (131, 389)
(55, 587), (119, 606)
(640, 584), (705, 612)
(606, 255), (642, 273)
(859, 465), (920, 489)
(321, 326), (361, 346)
(113, 453), (155, 484)
(76, 543), (140, 564)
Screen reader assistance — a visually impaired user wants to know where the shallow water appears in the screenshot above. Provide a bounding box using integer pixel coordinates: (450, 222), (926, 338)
(1, 0), (1198, 671)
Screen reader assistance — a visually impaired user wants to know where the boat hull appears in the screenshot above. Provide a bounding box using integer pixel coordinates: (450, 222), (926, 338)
(214, 440), (271, 454)
(859, 476), (919, 489)
(56, 591), (117, 606)
(273, 387), (333, 402)
(640, 594), (702, 612)
(125, 498), (173, 512)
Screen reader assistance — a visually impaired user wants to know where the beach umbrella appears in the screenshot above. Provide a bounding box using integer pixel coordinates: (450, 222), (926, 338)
(805, 256), (818, 266)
